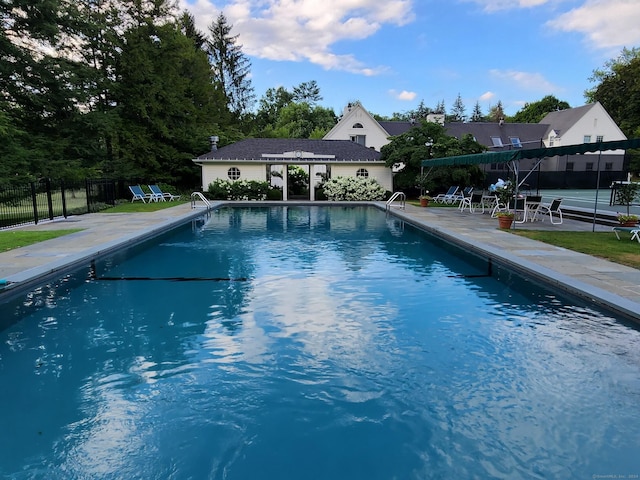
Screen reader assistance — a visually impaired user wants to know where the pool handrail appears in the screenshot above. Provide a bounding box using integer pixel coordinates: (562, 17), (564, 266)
(386, 192), (406, 212)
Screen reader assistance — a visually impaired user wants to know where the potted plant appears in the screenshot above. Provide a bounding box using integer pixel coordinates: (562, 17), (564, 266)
(419, 193), (432, 207)
(615, 182), (639, 226)
(496, 211), (515, 229)
(415, 173), (433, 205)
(617, 213), (639, 227)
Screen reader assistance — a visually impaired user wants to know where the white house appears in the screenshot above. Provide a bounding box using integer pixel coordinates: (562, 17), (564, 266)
(193, 138), (392, 200)
(323, 101), (628, 188)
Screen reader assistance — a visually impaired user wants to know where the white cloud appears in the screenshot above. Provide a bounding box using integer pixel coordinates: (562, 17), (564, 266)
(479, 91), (495, 101)
(546, 0), (640, 50)
(461, 0), (550, 12)
(180, 0), (415, 75)
(389, 89), (417, 101)
(489, 69), (559, 92)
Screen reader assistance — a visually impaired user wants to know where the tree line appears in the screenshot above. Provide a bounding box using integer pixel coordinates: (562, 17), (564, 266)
(2, 0), (638, 187)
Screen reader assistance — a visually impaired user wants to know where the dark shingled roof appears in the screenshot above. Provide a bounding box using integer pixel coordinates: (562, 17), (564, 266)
(196, 138), (381, 162)
(379, 121), (414, 136)
(374, 121), (549, 151)
(445, 122), (549, 150)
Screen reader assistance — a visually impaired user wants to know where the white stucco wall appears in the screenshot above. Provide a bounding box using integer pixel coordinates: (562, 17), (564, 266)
(330, 164), (393, 191)
(200, 163), (267, 190)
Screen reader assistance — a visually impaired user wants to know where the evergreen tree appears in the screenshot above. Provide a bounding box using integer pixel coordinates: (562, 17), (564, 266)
(113, 21), (224, 185)
(470, 101), (484, 122)
(449, 93), (466, 122)
(207, 13), (255, 118)
(292, 80), (322, 105)
(179, 11), (206, 50)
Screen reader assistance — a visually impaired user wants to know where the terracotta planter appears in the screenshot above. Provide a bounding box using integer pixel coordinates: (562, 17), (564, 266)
(498, 216), (514, 229)
(420, 198), (429, 207)
(619, 220), (638, 227)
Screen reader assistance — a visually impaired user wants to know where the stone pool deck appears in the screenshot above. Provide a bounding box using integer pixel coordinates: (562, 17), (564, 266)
(1, 201), (639, 322)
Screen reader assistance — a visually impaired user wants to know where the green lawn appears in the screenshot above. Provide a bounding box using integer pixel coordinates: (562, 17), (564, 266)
(511, 230), (640, 269)
(0, 229), (83, 252)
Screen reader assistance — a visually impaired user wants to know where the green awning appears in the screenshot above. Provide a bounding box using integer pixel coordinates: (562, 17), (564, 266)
(422, 138), (640, 167)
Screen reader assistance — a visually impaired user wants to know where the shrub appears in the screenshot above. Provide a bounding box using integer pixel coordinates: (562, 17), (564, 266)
(207, 179), (270, 200)
(322, 176), (386, 201)
(267, 188), (283, 200)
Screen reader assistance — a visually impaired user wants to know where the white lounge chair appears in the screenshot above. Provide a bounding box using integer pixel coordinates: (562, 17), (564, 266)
(129, 185), (153, 203)
(148, 185), (181, 201)
(536, 198), (563, 224)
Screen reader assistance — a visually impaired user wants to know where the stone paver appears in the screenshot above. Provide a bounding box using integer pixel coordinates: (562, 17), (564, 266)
(1, 201), (639, 322)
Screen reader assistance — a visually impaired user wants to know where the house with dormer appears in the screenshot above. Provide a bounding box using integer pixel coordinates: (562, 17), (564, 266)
(323, 101), (627, 188)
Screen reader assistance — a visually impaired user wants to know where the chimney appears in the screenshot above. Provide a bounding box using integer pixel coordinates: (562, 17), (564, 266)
(209, 135), (219, 151)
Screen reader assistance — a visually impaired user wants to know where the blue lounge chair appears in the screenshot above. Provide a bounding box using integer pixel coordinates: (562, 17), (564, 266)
(433, 186), (459, 204)
(129, 185), (153, 203)
(148, 185), (180, 201)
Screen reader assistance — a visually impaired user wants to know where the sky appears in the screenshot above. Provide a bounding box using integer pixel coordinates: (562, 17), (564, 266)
(180, 0), (640, 118)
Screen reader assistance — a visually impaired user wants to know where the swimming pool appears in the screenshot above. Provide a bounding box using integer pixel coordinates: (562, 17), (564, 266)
(1, 205), (639, 479)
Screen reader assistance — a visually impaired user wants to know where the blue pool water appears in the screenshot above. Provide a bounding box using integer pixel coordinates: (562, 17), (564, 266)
(1, 206), (639, 479)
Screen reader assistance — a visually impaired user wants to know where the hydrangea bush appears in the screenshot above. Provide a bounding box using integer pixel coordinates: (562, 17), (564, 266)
(207, 179), (269, 200)
(322, 176), (386, 201)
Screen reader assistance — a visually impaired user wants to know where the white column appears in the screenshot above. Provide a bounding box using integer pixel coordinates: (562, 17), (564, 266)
(282, 165), (288, 201)
(309, 163), (315, 201)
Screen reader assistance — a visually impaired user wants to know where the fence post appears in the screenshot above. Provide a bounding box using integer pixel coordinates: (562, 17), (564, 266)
(45, 178), (54, 220)
(61, 179), (68, 218)
(30, 181), (39, 224)
(85, 179), (91, 213)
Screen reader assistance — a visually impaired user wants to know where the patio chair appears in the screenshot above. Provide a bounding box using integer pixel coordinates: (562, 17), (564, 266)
(148, 184), (181, 201)
(536, 198), (563, 224)
(433, 186), (459, 204)
(129, 185), (153, 203)
(457, 188), (476, 212)
(612, 226), (640, 243)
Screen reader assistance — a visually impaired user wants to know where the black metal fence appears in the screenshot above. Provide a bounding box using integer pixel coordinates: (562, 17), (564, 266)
(0, 178), (129, 229)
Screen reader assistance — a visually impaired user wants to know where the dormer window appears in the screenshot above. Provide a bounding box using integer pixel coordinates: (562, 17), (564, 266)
(352, 123), (364, 128)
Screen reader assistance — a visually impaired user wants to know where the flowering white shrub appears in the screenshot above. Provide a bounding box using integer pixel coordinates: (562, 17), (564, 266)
(207, 179), (269, 200)
(322, 176), (386, 201)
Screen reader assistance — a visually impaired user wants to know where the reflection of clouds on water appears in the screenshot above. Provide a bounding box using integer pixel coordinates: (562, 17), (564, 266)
(201, 266), (400, 379)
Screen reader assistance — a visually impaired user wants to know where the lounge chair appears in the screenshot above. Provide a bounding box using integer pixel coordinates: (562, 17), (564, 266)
(129, 185), (153, 203)
(148, 184), (181, 201)
(613, 226), (640, 243)
(536, 198), (563, 224)
(433, 186), (459, 204)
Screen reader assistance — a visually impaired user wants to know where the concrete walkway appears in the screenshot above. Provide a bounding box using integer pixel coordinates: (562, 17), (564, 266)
(1, 201), (639, 322)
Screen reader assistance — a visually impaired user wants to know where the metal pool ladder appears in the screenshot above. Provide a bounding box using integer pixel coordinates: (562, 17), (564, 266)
(386, 191), (406, 212)
(191, 191), (211, 209)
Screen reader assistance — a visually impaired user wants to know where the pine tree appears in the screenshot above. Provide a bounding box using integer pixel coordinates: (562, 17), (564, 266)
(292, 81), (322, 105)
(470, 101), (484, 122)
(207, 13), (255, 117)
(450, 93), (466, 122)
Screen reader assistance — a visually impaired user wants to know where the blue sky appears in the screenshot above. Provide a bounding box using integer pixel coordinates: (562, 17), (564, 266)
(180, 0), (640, 118)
